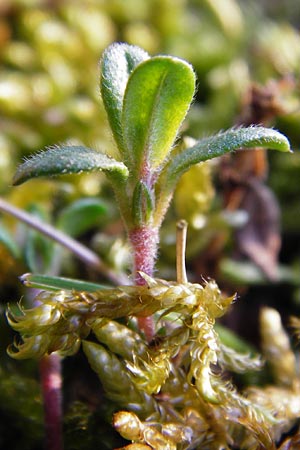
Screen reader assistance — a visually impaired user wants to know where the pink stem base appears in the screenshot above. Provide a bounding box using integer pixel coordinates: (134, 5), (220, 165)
(137, 316), (156, 342)
(39, 353), (64, 450)
(129, 225), (159, 341)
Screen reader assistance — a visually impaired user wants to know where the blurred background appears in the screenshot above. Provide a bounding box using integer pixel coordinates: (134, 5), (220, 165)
(1, 0), (300, 448)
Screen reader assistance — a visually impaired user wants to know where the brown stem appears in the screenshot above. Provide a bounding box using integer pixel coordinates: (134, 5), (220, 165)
(39, 354), (64, 450)
(129, 225), (159, 341)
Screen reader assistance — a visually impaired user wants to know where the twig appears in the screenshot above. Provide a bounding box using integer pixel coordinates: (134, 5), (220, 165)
(0, 197), (125, 285)
(176, 220), (188, 283)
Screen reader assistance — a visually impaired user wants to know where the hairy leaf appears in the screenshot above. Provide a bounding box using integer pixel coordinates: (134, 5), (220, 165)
(166, 127), (291, 183)
(12, 146), (129, 185)
(122, 56), (195, 172)
(155, 127), (291, 225)
(132, 181), (154, 225)
(100, 42), (149, 154)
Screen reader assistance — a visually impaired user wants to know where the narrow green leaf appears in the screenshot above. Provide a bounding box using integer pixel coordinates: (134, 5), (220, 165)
(23, 206), (54, 273)
(220, 259), (300, 286)
(0, 198), (104, 271)
(24, 228), (54, 273)
(12, 146), (129, 186)
(122, 56), (195, 172)
(166, 127), (291, 182)
(154, 126), (291, 226)
(216, 324), (258, 355)
(0, 223), (20, 258)
(57, 198), (108, 237)
(20, 273), (110, 292)
(100, 42), (149, 154)
(132, 181), (154, 225)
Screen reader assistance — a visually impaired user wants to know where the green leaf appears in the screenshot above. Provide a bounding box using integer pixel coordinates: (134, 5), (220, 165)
(12, 146), (129, 186)
(24, 229), (53, 273)
(19, 273), (110, 292)
(23, 206), (54, 273)
(154, 126), (291, 226)
(91, 319), (147, 361)
(57, 198), (108, 237)
(100, 43), (149, 154)
(166, 126), (291, 182)
(219, 259), (300, 286)
(216, 323), (257, 355)
(132, 181), (154, 225)
(122, 56), (195, 172)
(0, 222), (20, 258)
(82, 341), (136, 401)
(82, 340), (156, 415)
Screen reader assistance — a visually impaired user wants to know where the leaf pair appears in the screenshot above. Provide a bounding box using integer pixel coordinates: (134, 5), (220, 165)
(101, 43), (196, 175)
(12, 42), (291, 232)
(12, 43), (196, 228)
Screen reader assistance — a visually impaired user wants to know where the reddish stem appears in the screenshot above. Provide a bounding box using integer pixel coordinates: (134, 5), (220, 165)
(129, 225), (159, 341)
(137, 316), (156, 342)
(39, 353), (64, 450)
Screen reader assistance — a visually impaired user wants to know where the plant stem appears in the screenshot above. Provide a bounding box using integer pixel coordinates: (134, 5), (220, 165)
(176, 220), (188, 283)
(39, 353), (64, 450)
(0, 197), (125, 285)
(129, 225), (159, 341)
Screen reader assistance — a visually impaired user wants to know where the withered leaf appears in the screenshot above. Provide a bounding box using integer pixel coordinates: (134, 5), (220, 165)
(235, 177), (281, 280)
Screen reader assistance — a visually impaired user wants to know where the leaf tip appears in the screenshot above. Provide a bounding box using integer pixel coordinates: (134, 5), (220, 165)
(12, 170), (25, 186)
